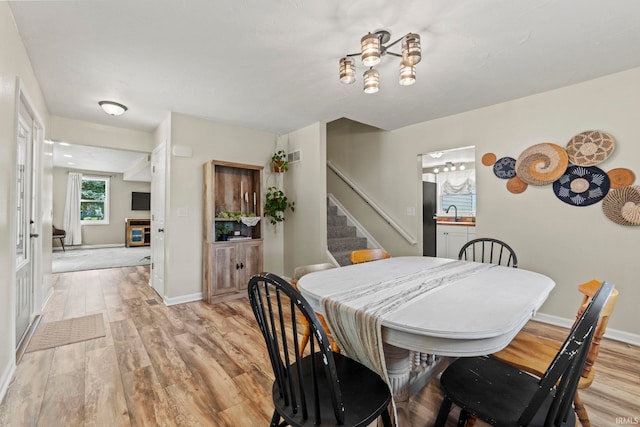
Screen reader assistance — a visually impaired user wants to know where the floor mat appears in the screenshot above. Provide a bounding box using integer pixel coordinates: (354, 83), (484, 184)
(26, 313), (106, 353)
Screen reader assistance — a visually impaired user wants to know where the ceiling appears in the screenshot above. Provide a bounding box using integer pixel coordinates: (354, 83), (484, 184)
(9, 1), (640, 137)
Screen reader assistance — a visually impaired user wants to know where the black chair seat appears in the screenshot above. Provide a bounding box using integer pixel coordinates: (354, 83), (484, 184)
(438, 356), (575, 427)
(273, 352), (391, 427)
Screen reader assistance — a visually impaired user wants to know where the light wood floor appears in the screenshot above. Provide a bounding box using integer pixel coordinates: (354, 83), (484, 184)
(1, 266), (638, 426)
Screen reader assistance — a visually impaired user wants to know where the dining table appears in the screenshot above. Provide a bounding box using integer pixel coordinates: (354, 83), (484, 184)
(296, 256), (556, 425)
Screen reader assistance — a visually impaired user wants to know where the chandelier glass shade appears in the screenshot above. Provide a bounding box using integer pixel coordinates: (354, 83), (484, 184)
(339, 30), (422, 94)
(363, 68), (380, 94)
(360, 33), (381, 67)
(339, 56), (356, 84)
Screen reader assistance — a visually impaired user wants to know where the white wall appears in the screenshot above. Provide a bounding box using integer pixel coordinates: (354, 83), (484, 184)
(0, 2), (51, 399)
(52, 168), (151, 246)
(283, 122), (328, 277)
(49, 115), (152, 152)
(164, 113), (278, 300)
(327, 68), (640, 338)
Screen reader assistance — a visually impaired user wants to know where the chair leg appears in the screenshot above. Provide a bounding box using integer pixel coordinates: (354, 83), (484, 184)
(574, 391), (591, 427)
(270, 409), (282, 427)
(458, 410), (477, 427)
(465, 413), (478, 427)
(434, 397), (453, 427)
(457, 410), (468, 427)
(299, 326), (311, 356)
(380, 408), (393, 427)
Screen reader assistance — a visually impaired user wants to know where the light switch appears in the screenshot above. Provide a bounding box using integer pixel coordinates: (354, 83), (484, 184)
(406, 207), (415, 216)
(177, 206), (189, 217)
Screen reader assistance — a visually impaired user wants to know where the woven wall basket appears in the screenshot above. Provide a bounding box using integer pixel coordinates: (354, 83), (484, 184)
(515, 142), (569, 186)
(602, 185), (640, 226)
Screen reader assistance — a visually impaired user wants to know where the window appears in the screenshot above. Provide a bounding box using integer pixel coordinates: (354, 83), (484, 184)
(80, 176), (109, 224)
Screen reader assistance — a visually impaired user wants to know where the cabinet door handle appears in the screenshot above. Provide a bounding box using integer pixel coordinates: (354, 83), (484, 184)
(236, 263), (240, 270)
(158, 228), (164, 232)
(240, 262), (244, 269)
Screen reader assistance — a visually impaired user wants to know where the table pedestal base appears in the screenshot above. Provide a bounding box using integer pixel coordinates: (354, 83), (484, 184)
(384, 343), (451, 426)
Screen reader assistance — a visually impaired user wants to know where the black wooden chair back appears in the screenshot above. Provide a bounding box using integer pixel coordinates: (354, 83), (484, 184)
(435, 281), (614, 427)
(458, 237), (518, 267)
(248, 272), (392, 427)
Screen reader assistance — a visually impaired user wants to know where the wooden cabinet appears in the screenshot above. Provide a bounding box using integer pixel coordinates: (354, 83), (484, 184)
(204, 240), (263, 298)
(436, 224), (476, 259)
(202, 160), (263, 303)
(125, 218), (151, 247)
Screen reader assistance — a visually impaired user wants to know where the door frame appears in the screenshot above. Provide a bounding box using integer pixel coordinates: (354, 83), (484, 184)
(151, 142), (166, 300)
(13, 78), (45, 350)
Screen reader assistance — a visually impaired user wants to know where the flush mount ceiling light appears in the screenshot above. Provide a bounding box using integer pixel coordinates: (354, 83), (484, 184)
(339, 30), (421, 94)
(98, 100), (128, 116)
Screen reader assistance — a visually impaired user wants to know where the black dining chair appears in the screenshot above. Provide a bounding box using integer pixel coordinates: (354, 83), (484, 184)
(433, 281), (615, 427)
(458, 237), (518, 268)
(52, 225), (66, 251)
(248, 272), (393, 427)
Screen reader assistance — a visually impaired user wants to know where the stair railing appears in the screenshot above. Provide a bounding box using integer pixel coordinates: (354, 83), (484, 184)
(327, 161), (418, 246)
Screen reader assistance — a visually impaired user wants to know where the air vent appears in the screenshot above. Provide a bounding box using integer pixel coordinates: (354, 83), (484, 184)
(287, 150), (301, 164)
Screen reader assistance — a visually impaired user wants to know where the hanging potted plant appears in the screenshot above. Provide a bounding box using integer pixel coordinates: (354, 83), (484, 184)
(264, 186), (295, 224)
(271, 150), (289, 173)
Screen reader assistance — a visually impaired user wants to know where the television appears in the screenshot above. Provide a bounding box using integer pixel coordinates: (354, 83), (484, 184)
(131, 192), (151, 211)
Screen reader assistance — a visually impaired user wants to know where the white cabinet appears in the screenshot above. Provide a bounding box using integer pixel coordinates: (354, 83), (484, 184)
(436, 225), (476, 259)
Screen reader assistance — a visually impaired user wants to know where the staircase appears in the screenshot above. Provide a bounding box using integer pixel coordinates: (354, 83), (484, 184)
(327, 202), (368, 266)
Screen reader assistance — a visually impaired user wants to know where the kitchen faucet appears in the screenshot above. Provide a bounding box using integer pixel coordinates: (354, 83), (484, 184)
(445, 204), (460, 221)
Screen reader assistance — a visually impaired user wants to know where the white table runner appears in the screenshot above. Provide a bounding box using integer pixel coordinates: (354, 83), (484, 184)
(321, 260), (493, 383)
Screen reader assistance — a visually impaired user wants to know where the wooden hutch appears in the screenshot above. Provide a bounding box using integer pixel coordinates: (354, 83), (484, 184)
(202, 160), (263, 303)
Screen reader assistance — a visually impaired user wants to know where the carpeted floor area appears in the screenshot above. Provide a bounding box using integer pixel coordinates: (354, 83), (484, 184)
(52, 245), (151, 273)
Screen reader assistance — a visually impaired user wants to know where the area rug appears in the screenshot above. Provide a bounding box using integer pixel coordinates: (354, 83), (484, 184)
(52, 245), (151, 273)
(26, 313), (106, 353)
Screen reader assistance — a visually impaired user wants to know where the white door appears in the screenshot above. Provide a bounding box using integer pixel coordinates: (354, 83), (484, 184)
(15, 96), (40, 346)
(151, 143), (166, 299)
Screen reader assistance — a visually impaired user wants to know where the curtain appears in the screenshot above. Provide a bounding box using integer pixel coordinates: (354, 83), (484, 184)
(63, 172), (83, 245)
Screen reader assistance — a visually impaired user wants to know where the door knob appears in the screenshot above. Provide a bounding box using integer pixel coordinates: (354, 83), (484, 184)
(158, 228), (164, 232)
(30, 233), (39, 238)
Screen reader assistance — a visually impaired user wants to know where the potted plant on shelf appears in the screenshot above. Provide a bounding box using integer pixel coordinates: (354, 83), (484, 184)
(271, 150), (288, 173)
(264, 186), (295, 224)
(215, 223), (233, 241)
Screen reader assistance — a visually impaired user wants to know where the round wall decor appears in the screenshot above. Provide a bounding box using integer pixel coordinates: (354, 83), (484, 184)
(607, 167), (635, 189)
(515, 142), (569, 185)
(493, 157), (516, 179)
(481, 153), (497, 166)
(602, 185), (640, 226)
(552, 165), (610, 206)
(566, 131), (615, 166)
(506, 176), (528, 194)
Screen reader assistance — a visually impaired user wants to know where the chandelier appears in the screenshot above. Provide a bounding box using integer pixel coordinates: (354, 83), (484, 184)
(339, 30), (422, 94)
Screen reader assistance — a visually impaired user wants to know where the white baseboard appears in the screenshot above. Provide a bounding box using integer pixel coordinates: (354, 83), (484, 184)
(534, 312), (640, 347)
(0, 360), (16, 406)
(163, 292), (203, 306)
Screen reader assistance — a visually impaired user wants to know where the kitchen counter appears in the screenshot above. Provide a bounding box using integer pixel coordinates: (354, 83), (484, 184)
(436, 217), (476, 226)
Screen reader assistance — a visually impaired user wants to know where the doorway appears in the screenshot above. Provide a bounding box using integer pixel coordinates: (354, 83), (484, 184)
(421, 146), (476, 257)
(151, 143), (166, 300)
(15, 81), (45, 348)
